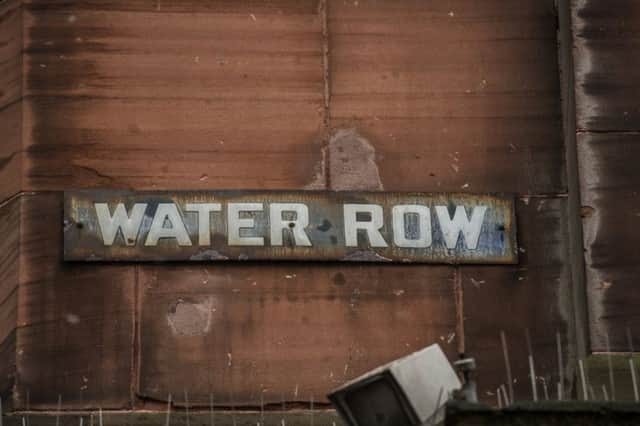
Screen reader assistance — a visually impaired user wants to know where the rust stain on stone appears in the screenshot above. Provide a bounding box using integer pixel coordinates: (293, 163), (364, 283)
(580, 205), (595, 218)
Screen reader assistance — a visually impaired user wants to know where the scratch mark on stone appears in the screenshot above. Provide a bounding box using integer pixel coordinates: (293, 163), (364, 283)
(342, 250), (391, 262)
(74, 164), (115, 183)
(0, 151), (18, 172)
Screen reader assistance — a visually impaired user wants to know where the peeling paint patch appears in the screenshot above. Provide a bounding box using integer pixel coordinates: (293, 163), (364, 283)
(305, 128), (384, 191)
(599, 281), (613, 290)
(189, 249), (228, 261)
(329, 128), (384, 191)
(470, 278), (485, 288)
(65, 313), (80, 325)
(167, 297), (214, 336)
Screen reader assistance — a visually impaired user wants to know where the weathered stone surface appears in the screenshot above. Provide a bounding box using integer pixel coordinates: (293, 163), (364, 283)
(0, 0), (23, 202)
(15, 194), (135, 409)
(23, 1), (324, 191)
(572, 0), (640, 352)
(328, 0), (565, 194)
(137, 263), (458, 405)
(0, 198), (19, 401)
(462, 198), (573, 403)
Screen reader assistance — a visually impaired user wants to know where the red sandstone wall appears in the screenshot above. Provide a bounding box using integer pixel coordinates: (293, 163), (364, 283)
(1, 0), (582, 412)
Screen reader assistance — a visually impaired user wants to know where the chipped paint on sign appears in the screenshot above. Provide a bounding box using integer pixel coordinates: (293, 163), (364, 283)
(63, 191), (517, 264)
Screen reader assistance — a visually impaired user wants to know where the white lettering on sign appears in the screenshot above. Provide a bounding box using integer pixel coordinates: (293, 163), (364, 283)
(270, 203), (312, 246)
(228, 203), (264, 246)
(185, 203), (221, 246)
(344, 204), (388, 247)
(95, 202), (147, 246)
(92, 201), (490, 251)
(392, 205), (432, 248)
(145, 203), (192, 246)
(435, 205), (487, 250)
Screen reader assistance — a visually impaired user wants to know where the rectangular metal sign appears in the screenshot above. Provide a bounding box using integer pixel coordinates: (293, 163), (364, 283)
(63, 191), (517, 264)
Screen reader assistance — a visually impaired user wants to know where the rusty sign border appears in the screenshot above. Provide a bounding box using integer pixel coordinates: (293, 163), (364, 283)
(63, 190), (518, 264)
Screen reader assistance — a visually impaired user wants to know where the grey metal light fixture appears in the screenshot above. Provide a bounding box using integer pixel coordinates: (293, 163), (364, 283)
(328, 344), (461, 426)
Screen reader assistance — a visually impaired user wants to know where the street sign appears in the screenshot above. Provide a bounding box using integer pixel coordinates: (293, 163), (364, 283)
(63, 191), (517, 264)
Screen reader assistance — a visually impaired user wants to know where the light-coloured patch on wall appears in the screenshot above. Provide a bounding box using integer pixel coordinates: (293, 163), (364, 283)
(304, 143), (328, 190)
(305, 128), (384, 191)
(572, 0), (599, 129)
(166, 297), (215, 337)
